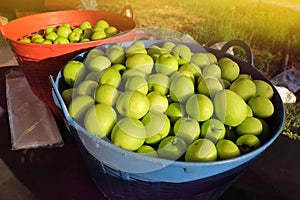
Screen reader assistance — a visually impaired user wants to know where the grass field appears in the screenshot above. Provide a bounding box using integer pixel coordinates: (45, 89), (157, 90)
(96, 0), (299, 140)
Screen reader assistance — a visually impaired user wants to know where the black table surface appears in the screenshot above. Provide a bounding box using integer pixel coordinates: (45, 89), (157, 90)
(0, 66), (299, 200)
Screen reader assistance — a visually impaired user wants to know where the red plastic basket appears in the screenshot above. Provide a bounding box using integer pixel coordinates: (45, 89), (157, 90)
(0, 8), (136, 116)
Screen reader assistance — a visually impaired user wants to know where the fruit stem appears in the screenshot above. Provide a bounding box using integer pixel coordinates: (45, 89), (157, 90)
(211, 128), (223, 132)
(171, 138), (178, 145)
(185, 115), (192, 122)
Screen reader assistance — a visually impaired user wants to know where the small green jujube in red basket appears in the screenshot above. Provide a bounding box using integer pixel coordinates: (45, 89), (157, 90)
(19, 19), (119, 44)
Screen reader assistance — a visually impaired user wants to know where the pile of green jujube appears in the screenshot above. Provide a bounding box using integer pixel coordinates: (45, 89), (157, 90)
(61, 40), (275, 162)
(19, 20), (118, 44)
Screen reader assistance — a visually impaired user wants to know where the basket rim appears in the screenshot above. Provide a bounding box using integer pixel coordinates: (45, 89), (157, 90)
(1, 9), (136, 41)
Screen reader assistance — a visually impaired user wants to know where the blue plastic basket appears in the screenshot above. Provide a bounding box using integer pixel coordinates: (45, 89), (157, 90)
(50, 39), (285, 200)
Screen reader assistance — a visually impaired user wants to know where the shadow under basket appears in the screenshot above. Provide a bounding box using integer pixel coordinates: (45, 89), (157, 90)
(50, 39), (285, 200)
(0, 9), (136, 116)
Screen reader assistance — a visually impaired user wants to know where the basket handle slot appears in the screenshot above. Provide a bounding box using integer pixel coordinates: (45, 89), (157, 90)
(0, 16), (8, 35)
(220, 39), (254, 67)
(120, 5), (134, 19)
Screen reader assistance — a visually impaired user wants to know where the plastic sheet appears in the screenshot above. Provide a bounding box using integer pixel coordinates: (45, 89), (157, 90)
(271, 68), (299, 103)
(271, 68), (300, 94)
(5, 69), (63, 150)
